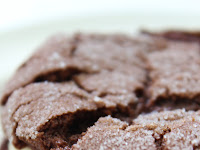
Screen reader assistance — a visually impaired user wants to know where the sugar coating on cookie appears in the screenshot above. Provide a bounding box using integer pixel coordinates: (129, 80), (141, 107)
(1, 32), (200, 150)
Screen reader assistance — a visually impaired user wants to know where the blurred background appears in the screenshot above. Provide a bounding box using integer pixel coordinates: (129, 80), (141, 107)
(1, 0), (200, 146)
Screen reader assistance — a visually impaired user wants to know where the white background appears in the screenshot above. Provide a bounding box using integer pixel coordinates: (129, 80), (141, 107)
(1, 0), (200, 32)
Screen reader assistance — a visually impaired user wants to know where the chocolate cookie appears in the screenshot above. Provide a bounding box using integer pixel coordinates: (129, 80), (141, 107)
(146, 42), (200, 111)
(73, 116), (157, 150)
(2, 81), (138, 149)
(133, 109), (200, 150)
(1, 32), (200, 150)
(142, 30), (200, 43)
(74, 109), (200, 150)
(0, 33), (165, 105)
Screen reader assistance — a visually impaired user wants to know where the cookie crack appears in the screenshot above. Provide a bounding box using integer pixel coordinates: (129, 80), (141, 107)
(33, 106), (131, 150)
(152, 126), (171, 150)
(34, 67), (88, 83)
(144, 60), (200, 112)
(148, 96), (200, 112)
(193, 144), (200, 150)
(8, 81), (90, 148)
(72, 77), (94, 94)
(11, 94), (136, 149)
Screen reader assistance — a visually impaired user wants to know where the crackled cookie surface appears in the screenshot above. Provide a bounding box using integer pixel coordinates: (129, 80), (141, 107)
(74, 109), (200, 150)
(1, 32), (200, 150)
(1, 33), (164, 105)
